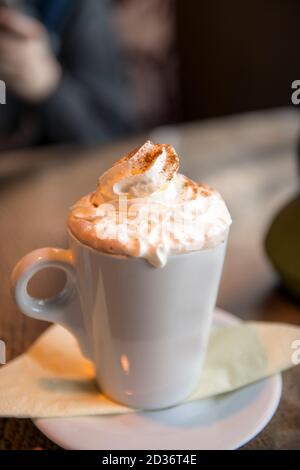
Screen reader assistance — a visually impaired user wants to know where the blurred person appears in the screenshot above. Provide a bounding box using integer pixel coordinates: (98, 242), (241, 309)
(114, 0), (178, 129)
(0, 0), (134, 150)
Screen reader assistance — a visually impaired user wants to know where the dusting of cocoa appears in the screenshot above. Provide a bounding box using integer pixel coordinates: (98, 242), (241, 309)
(183, 178), (213, 198)
(114, 141), (179, 179)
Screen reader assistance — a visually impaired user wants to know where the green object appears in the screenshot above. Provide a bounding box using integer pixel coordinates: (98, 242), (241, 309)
(265, 195), (300, 300)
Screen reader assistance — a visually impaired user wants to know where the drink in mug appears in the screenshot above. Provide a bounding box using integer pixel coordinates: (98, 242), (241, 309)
(12, 141), (232, 409)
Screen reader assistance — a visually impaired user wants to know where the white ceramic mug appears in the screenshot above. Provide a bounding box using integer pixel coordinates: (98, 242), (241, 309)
(11, 231), (228, 410)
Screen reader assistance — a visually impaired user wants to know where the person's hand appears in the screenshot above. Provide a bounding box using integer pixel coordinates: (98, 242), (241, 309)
(0, 8), (61, 103)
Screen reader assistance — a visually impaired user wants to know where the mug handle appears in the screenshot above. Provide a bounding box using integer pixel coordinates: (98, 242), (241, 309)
(11, 247), (90, 359)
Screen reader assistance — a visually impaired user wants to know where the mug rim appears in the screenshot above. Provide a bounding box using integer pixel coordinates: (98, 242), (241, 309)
(68, 228), (229, 264)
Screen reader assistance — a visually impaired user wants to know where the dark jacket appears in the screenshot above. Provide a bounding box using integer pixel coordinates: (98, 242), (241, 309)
(0, 0), (134, 148)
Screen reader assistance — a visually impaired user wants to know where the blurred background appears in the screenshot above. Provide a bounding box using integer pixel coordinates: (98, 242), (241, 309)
(0, 0), (300, 149)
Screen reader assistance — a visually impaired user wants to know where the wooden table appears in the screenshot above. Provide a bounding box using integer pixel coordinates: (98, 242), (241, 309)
(0, 108), (300, 450)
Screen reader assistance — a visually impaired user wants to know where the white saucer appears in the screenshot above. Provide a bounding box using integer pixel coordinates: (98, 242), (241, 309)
(34, 309), (282, 450)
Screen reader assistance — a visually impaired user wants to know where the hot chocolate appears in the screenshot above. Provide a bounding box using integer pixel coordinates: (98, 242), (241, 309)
(68, 141), (232, 267)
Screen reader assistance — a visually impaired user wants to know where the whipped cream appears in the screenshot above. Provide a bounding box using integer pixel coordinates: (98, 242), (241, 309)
(68, 141), (232, 267)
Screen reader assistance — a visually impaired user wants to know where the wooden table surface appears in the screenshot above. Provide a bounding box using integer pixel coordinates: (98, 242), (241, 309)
(0, 108), (300, 450)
